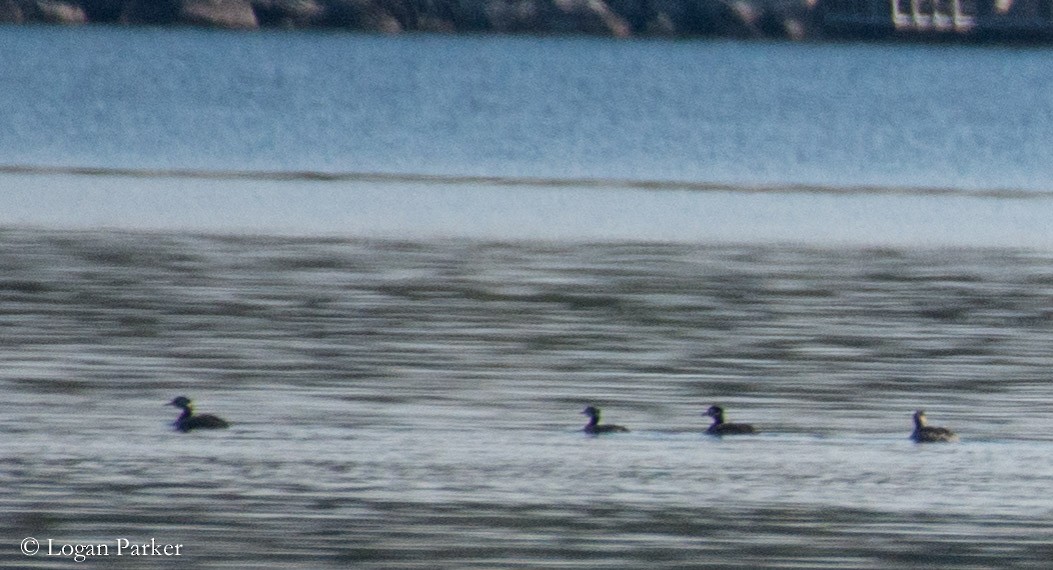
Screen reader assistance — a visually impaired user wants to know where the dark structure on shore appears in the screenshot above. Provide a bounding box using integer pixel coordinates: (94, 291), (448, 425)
(2, 0), (1053, 41)
(822, 0), (1053, 40)
(0, 0), (818, 38)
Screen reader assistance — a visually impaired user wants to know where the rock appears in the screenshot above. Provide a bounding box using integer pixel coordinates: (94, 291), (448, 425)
(645, 0), (763, 37)
(34, 0), (88, 23)
(484, 0), (542, 32)
(0, 0), (825, 38)
(482, 0), (629, 35)
(320, 0), (403, 33)
(120, 0), (258, 27)
(755, 0), (818, 39)
(0, 0), (23, 23)
(388, 0), (423, 28)
(548, 0), (631, 36)
(80, 0), (124, 22)
(180, 0), (259, 28)
(604, 0), (649, 33)
(120, 0), (181, 24)
(643, 0), (704, 35)
(250, 0), (325, 27)
(644, 11), (676, 35)
(726, 0), (764, 36)
(439, 0), (493, 31)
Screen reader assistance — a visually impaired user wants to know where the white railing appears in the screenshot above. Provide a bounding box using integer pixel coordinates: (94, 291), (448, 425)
(893, 0), (976, 31)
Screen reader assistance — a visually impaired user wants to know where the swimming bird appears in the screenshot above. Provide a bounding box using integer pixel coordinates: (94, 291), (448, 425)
(910, 410), (958, 443)
(581, 405), (629, 435)
(703, 405), (757, 436)
(168, 396), (230, 432)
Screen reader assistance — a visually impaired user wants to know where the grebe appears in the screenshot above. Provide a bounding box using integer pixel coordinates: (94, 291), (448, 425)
(703, 405), (757, 436)
(910, 410), (958, 443)
(581, 406), (629, 435)
(168, 396), (230, 432)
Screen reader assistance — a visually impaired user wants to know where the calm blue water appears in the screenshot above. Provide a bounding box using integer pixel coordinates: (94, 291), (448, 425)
(4, 26), (1053, 190)
(3, 26), (1053, 569)
(3, 26), (1053, 245)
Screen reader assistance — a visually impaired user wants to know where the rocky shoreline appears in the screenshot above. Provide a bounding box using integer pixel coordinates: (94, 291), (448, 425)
(1, 0), (821, 40)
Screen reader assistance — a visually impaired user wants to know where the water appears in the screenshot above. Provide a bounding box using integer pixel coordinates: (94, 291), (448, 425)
(4, 27), (1053, 190)
(4, 233), (1053, 568)
(2, 26), (1053, 245)
(2, 26), (1053, 568)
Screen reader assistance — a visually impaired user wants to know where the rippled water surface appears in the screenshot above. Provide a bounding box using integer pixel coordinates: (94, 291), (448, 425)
(4, 22), (1053, 569)
(4, 229), (1053, 568)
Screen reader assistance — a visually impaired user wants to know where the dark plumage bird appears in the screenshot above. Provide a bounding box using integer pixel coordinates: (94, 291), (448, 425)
(910, 410), (958, 443)
(168, 396), (230, 433)
(703, 405), (757, 436)
(581, 405), (629, 435)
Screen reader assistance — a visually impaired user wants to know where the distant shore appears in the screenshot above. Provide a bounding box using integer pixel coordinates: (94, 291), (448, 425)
(3, 0), (1053, 42)
(0, 0), (857, 41)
